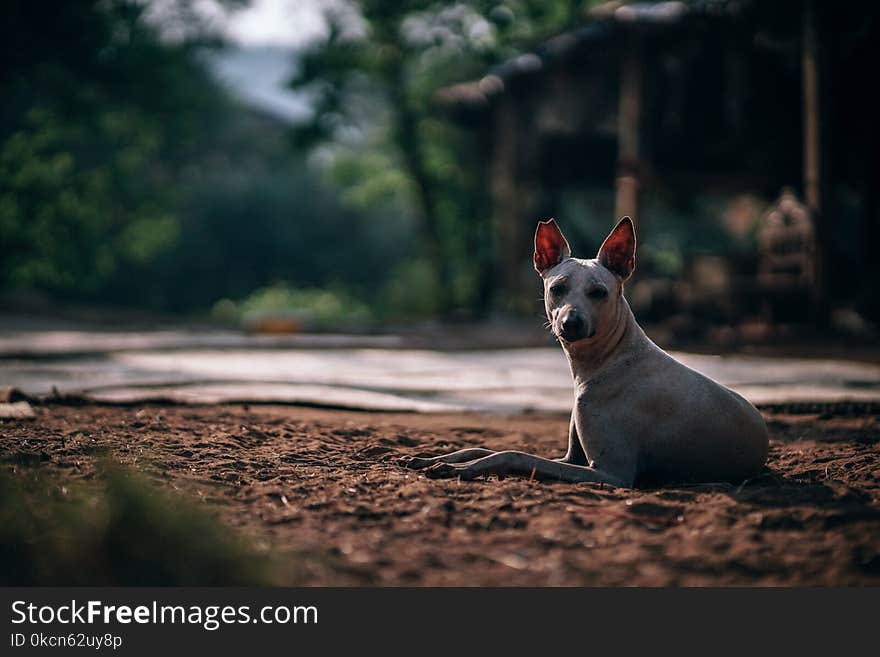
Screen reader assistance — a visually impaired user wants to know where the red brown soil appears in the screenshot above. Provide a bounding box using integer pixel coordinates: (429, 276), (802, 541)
(2, 404), (879, 586)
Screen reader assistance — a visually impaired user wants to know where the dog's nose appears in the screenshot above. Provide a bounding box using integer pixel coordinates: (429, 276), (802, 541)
(560, 312), (586, 341)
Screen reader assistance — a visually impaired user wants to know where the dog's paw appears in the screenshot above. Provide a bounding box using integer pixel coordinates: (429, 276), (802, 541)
(398, 455), (434, 470)
(423, 462), (475, 480)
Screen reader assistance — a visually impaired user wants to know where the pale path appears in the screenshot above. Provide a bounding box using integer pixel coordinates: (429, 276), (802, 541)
(1, 327), (878, 412)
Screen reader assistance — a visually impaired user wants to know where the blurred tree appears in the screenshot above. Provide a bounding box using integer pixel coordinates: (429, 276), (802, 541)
(0, 0), (233, 298)
(144, 161), (410, 312)
(0, 0), (421, 317)
(289, 1), (588, 315)
(0, 0), (598, 319)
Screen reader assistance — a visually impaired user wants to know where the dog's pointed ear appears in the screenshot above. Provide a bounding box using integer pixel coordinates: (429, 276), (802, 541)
(534, 219), (571, 274)
(597, 216), (636, 280)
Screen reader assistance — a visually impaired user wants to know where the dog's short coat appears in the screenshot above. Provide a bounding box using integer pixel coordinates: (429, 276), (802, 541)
(402, 217), (769, 488)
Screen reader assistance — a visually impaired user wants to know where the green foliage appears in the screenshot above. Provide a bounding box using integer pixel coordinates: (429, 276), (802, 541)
(383, 257), (445, 318)
(0, 108), (179, 292)
(136, 164), (412, 312)
(289, 1), (591, 316)
(213, 283), (373, 328)
(0, 0), (606, 319)
(0, 0), (424, 317)
(0, 466), (281, 586)
(0, 0), (229, 303)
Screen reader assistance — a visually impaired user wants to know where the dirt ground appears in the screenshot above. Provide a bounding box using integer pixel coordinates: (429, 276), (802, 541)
(2, 403), (879, 586)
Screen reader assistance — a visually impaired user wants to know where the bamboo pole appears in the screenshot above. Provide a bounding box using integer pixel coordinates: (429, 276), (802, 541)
(803, 0), (821, 215)
(615, 43), (642, 224)
(802, 0), (826, 320)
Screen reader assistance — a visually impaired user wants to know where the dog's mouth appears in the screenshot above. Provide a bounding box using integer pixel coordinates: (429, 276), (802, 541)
(556, 326), (597, 344)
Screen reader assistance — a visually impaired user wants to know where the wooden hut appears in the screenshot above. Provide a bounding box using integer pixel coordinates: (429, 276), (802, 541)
(437, 0), (880, 320)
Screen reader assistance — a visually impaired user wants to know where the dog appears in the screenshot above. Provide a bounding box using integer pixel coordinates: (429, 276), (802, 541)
(401, 216), (769, 488)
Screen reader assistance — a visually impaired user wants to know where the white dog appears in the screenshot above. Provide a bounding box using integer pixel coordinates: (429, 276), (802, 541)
(402, 217), (769, 488)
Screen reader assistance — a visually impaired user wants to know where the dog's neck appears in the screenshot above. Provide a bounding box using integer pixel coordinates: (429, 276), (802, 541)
(562, 297), (648, 386)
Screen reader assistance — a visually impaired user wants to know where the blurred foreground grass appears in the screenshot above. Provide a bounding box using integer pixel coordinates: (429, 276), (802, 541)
(0, 465), (290, 586)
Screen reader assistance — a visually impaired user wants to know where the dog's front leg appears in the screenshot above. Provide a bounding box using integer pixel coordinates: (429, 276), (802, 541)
(399, 448), (496, 470)
(424, 450), (630, 487)
(555, 410), (588, 465)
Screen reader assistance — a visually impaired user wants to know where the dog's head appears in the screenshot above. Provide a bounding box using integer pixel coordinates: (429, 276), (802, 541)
(534, 217), (636, 346)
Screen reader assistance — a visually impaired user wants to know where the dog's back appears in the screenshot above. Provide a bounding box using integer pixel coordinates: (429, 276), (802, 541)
(573, 305), (769, 485)
(626, 340), (769, 484)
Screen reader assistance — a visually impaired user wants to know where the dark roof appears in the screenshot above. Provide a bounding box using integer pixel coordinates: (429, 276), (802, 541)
(435, 0), (752, 110)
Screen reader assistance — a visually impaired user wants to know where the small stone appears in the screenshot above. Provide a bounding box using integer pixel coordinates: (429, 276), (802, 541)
(0, 401), (36, 419)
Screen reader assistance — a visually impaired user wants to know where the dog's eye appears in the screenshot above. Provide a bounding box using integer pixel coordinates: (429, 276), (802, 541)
(549, 284), (568, 297)
(588, 287), (608, 300)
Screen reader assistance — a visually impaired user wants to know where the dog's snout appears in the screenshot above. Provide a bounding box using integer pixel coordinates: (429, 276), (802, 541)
(559, 310), (587, 342)
(561, 313), (582, 333)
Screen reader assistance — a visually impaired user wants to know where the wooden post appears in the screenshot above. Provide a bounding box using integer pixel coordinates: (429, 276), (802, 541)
(615, 42), (642, 224)
(802, 0), (826, 320)
(802, 1), (821, 215)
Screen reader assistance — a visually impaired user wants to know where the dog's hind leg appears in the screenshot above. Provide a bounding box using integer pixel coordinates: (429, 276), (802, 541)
(423, 450), (632, 487)
(399, 448), (496, 470)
